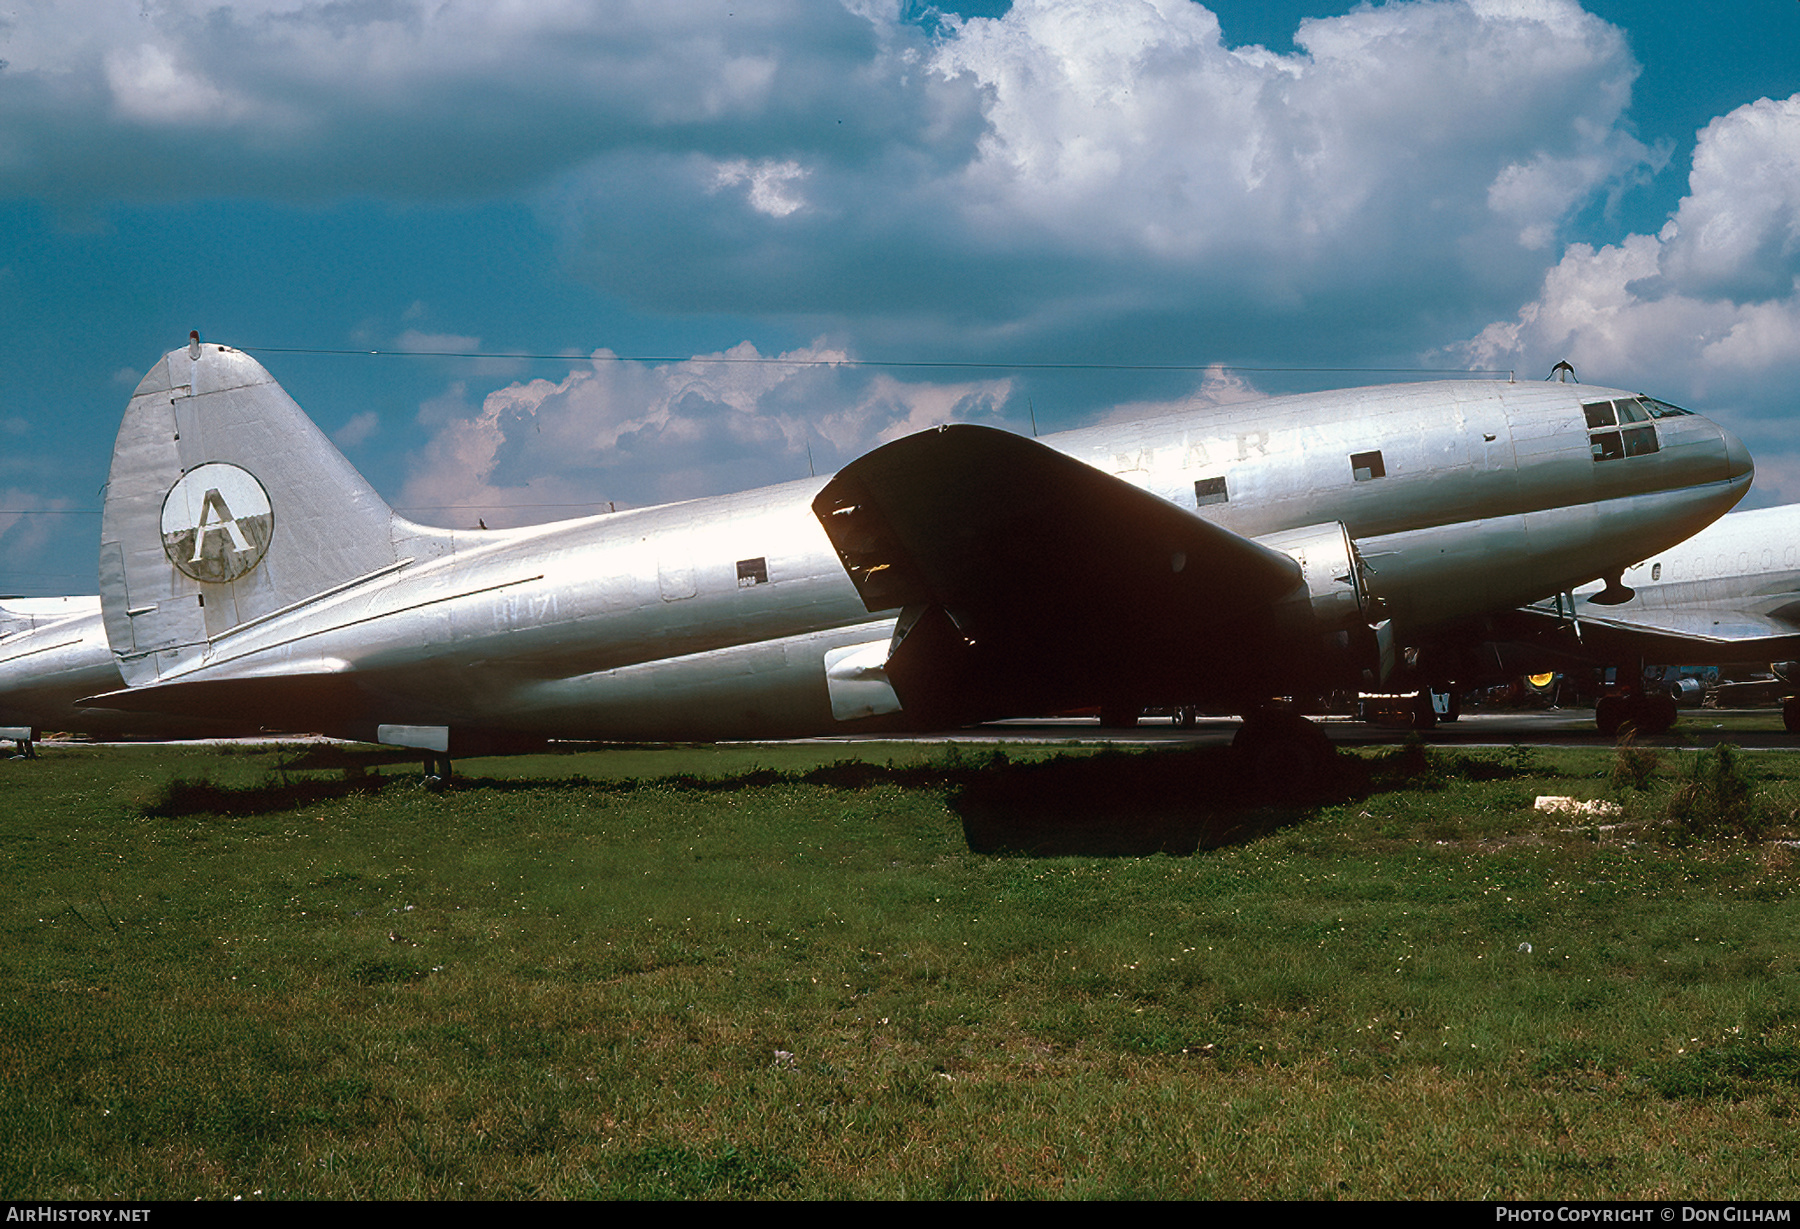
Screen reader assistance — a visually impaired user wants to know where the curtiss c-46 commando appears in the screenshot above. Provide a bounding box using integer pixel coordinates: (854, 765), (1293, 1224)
(82, 339), (1753, 784)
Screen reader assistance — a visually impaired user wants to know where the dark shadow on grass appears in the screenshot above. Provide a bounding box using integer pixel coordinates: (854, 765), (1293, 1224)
(140, 773), (389, 818)
(949, 745), (1372, 855)
(141, 741), (1508, 857)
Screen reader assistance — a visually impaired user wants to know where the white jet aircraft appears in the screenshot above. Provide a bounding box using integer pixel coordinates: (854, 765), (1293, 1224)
(81, 339), (1753, 783)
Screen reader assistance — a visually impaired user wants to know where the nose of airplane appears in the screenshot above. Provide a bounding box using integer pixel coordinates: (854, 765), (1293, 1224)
(1721, 424), (1754, 483)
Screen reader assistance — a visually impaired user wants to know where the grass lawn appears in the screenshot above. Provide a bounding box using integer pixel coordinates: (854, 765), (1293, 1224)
(2, 738), (1797, 1199)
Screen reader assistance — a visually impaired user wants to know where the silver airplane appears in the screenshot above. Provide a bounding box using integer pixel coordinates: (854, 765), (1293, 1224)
(0, 594), (265, 750)
(1478, 502), (1800, 733)
(0, 597), (111, 752)
(84, 339), (1752, 782)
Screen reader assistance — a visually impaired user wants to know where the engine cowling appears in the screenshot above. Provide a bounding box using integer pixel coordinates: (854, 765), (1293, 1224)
(1254, 521), (1393, 689)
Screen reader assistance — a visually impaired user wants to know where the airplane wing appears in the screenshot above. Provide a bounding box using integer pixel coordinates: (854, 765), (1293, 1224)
(811, 424), (1306, 722)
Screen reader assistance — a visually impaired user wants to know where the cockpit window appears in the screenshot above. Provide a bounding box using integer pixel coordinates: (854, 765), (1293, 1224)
(1586, 398), (1661, 463)
(1591, 431), (1624, 462)
(1642, 397), (1692, 419)
(1623, 425), (1659, 457)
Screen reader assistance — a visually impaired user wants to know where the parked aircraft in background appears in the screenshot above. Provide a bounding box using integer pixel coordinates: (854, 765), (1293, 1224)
(83, 339), (1751, 784)
(1476, 502), (1800, 733)
(0, 595), (262, 752)
(1, 597), (109, 753)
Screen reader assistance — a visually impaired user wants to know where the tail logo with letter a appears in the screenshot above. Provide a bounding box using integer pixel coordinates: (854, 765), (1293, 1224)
(159, 462), (275, 583)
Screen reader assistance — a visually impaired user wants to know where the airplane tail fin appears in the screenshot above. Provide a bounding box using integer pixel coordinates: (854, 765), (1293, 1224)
(100, 340), (451, 685)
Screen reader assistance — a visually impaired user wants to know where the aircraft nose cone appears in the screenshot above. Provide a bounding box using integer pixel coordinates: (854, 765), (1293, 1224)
(1722, 425), (1754, 482)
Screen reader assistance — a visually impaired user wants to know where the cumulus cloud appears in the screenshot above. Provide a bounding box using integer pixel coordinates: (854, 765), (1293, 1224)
(0, 0), (905, 202)
(3, 0), (1659, 363)
(1090, 364), (1269, 425)
(0, 486), (72, 577)
(331, 411), (381, 451)
(395, 341), (1015, 526)
(1457, 93), (1800, 495)
(538, 0), (1657, 361)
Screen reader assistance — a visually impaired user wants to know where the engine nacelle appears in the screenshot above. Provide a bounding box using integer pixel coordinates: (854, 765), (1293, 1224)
(1252, 521), (1393, 689)
(1256, 520), (1371, 627)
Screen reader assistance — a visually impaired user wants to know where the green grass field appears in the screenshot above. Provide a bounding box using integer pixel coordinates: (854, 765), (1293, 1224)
(2, 738), (1797, 1199)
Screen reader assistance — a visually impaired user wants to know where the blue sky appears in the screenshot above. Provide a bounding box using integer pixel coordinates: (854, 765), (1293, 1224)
(2, 0), (1797, 594)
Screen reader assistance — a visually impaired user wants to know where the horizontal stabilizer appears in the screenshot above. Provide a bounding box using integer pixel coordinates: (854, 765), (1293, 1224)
(82, 672), (369, 730)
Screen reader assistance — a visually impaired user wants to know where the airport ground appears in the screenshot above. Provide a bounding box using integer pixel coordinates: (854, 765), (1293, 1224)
(3, 721), (1797, 1199)
(926, 706), (1800, 752)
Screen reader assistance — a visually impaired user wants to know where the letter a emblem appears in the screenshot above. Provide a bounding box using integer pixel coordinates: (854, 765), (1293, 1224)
(191, 488), (253, 562)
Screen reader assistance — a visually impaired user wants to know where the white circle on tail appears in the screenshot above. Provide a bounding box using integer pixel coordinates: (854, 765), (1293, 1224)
(159, 463), (274, 583)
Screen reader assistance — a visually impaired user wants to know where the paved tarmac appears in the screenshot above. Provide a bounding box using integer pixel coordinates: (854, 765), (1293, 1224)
(17, 707), (1797, 755)
(926, 707), (1800, 750)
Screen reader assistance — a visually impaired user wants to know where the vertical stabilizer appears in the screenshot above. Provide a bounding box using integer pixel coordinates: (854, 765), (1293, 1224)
(100, 342), (444, 685)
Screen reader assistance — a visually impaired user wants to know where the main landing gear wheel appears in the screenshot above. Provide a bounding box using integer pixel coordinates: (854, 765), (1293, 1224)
(1784, 696), (1800, 734)
(1234, 710), (1336, 800)
(1594, 693), (1677, 737)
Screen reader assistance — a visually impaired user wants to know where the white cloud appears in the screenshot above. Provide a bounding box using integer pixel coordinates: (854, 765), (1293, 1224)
(711, 158), (810, 218)
(526, 0), (1659, 363)
(4, 1), (1653, 338)
(1091, 364), (1268, 425)
(331, 411), (381, 450)
(103, 42), (247, 125)
(1657, 95), (1800, 304)
(396, 341), (1015, 526)
(0, 486), (68, 569)
(931, 0), (1645, 261)
(0, 0), (894, 200)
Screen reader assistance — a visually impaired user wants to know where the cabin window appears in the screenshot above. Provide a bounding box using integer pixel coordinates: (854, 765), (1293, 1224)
(736, 557), (769, 587)
(1350, 450), (1386, 482)
(1194, 476), (1228, 507)
(1652, 563), (1662, 581)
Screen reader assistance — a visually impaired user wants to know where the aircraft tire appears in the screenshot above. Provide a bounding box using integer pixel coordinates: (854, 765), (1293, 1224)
(1234, 711), (1336, 800)
(1784, 696), (1800, 734)
(1594, 694), (1627, 737)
